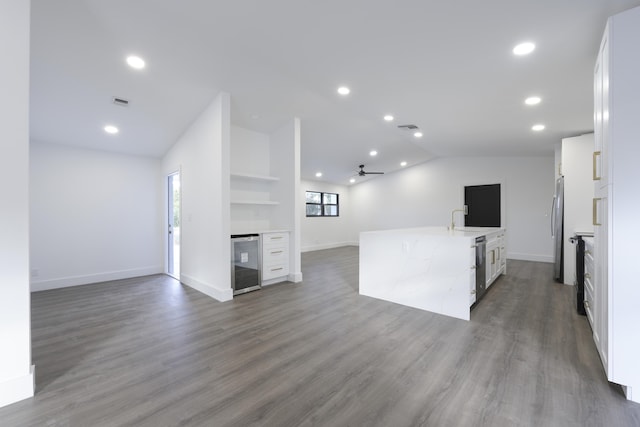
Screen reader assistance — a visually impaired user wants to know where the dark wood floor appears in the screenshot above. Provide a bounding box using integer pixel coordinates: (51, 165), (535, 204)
(2, 247), (640, 426)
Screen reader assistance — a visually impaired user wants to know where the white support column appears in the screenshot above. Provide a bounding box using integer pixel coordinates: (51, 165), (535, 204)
(0, 0), (35, 407)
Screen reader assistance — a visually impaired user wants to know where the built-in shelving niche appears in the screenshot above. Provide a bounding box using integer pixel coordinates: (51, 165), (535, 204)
(230, 173), (280, 205)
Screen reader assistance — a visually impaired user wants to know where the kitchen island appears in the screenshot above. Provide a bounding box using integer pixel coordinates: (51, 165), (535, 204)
(359, 226), (506, 321)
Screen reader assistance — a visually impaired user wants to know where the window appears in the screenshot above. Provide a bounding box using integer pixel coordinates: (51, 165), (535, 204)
(306, 191), (339, 217)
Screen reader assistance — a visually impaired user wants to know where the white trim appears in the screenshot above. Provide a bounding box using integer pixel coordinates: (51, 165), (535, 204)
(165, 168), (182, 277)
(181, 273), (233, 302)
(0, 365), (34, 408)
(262, 277), (288, 286)
(301, 241), (354, 252)
(30, 266), (163, 292)
(288, 271), (303, 283)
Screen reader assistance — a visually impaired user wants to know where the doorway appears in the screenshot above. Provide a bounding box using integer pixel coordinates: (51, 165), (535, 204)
(464, 183), (501, 227)
(167, 172), (181, 278)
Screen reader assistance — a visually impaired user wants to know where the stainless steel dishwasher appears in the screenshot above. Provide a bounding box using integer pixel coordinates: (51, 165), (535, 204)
(475, 236), (487, 302)
(230, 234), (261, 295)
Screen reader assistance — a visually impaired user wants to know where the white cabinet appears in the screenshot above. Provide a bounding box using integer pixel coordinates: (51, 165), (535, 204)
(485, 230), (506, 289)
(583, 237), (596, 333)
(469, 247), (476, 306)
(592, 6), (640, 403)
(262, 232), (289, 283)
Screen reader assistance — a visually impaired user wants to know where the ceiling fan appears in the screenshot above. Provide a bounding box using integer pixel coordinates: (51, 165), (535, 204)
(358, 164), (384, 176)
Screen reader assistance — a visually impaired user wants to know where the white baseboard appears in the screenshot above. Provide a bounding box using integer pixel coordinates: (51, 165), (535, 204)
(30, 266), (163, 292)
(262, 277), (287, 286)
(288, 271), (303, 283)
(507, 252), (554, 263)
(301, 242), (359, 252)
(181, 273), (233, 302)
(0, 365), (34, 408)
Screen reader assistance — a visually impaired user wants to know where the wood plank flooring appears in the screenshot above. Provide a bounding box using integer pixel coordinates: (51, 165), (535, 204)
(2, 246), (640, 426)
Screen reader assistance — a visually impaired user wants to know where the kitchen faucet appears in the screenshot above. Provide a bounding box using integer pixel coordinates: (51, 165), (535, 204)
(450, 206), (468, 230)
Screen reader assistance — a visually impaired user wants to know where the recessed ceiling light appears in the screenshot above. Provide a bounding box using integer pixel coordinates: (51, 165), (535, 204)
(126, 55), (145, 69)
(350, 178), (356, 183)
(400, 161), (407, 167)
(370, 150), (378, 156)
(384, 115), (394, 121)
(531, 124), (545, 131)
(104, 125), (119, 134)
(315, 172), (322, 177)
(337, 86), (350, 95)
(513, 42), (535, 56)
(525, 96), (541, 105)
(414, 131), (423, 138)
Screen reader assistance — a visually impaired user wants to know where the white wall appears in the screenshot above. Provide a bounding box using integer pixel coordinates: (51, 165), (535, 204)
(229, 125), (273, 233)
(0, 0), (34, 407)
(301, 180), (353, 252)
(270, 118), (302, 281)
(561, 133), (595, 284)
(230, 125), (271, 176)
(162, 92), (232, 301)
(349, 156), (555, 262)
(29, 142), (163, 290)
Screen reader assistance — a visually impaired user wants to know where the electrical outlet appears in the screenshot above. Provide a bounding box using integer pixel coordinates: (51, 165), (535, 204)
(31, 269), (39, 278)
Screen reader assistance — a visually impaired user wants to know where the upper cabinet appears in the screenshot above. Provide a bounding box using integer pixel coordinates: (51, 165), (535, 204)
(592, 5), (640, 404)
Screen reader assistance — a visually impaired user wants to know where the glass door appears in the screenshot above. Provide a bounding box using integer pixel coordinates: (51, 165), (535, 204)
(168, 172), (181, 278)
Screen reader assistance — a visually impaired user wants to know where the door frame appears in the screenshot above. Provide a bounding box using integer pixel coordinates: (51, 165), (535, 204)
(166, 170), (181, 279)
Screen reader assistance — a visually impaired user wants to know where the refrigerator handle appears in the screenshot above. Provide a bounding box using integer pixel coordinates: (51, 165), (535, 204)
(550, 195), (556, 237)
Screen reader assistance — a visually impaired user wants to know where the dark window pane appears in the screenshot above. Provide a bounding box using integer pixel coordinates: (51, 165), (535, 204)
(305, 191), (321, 203)
(306, 204), (321, 216)
(323, 193), (337, 204)
(324, 205), (338, 216)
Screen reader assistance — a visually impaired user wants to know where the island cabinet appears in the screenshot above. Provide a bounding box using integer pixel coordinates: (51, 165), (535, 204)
(262, 231), (289, 284)
(591, 6), (640, 403)
(485, 230), (506, 288)
(583, 237), (595, 329)
(359, 226), (506, 321)
(469, 245), (477, 306)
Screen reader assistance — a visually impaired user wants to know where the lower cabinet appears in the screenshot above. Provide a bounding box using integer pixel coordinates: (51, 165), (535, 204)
(470, 229), (507, 307)
(469, 247), (476, 306)
(262, 232), (290, 283)
(486, 231), (506, 289)
(583, 238), (596, 328)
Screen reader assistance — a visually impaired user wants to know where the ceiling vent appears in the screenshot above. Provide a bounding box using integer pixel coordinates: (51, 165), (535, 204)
(397, 124), (419, 130)
(112, 97), (130, 107)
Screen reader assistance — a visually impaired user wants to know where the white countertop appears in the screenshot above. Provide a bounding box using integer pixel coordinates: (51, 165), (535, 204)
(361, 226), (504, 239)
(231, 229), (289, 236)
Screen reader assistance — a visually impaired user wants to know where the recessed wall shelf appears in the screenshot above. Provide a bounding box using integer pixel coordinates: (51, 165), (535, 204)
(230, 173), (280, 182)
(230, 200), (280, 205)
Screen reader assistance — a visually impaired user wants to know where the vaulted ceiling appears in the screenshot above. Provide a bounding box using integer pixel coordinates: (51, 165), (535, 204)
(30, 0), (640, 184)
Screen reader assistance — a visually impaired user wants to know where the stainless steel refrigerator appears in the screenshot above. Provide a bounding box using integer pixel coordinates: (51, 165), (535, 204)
(551, 176), (564, 281)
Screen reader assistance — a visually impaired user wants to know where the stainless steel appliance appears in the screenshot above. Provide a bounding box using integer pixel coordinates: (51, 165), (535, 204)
(231, 234), (261, 295)
(475, 236), (487, 301)
(569, 234), (587, 316)
(551, 176), (564, 281)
